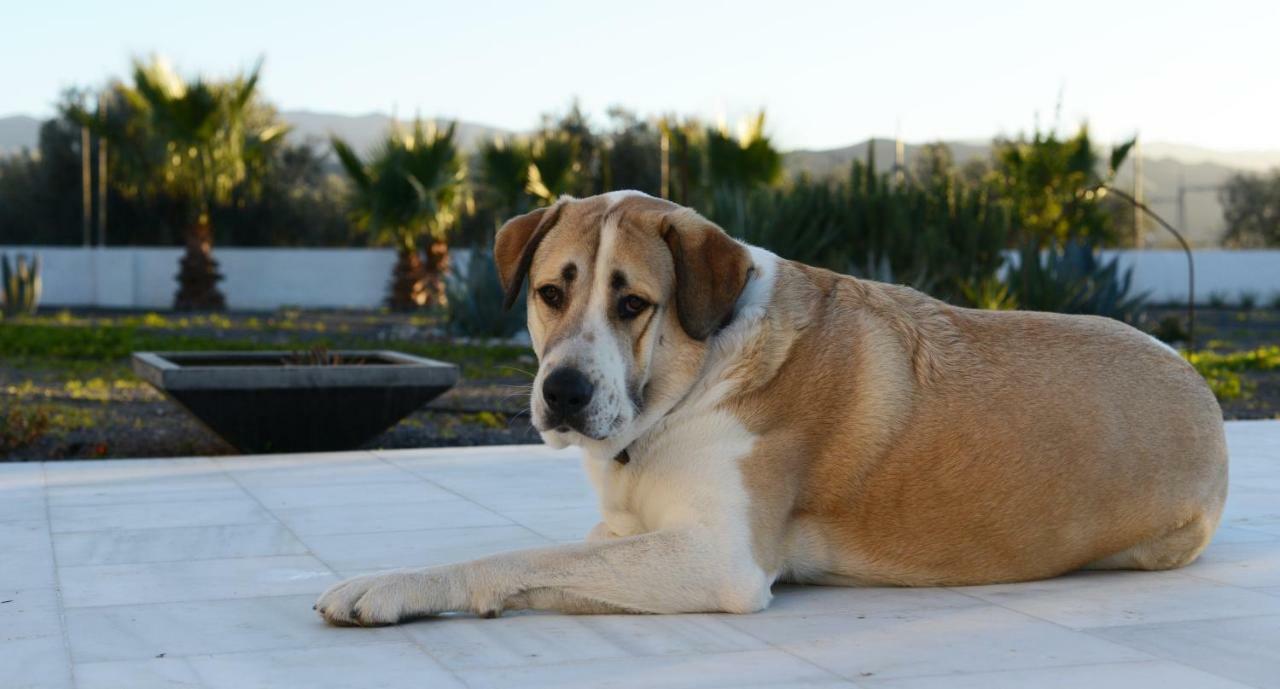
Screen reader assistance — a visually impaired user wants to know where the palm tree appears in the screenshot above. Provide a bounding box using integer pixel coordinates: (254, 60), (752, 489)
(71, 57), (285, 310)
(704, 111), (782, 192)
(525, 131), (580, 206)
(478, 137), (532, 231)
(332, 120), (466, 310)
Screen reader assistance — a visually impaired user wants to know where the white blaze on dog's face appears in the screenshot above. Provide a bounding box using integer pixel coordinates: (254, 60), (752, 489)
(494, 192), (753, 453)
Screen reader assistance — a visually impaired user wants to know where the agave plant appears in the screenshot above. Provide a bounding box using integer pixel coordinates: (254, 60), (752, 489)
(333, 120), (467, 310)
(446, 249), (526, 338)
(1, 253), (41, 317)
(1005, 241), (1148, 323)
(960, 276), (1018, 310)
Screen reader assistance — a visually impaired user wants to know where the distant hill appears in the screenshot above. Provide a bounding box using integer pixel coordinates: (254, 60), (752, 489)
(1141, 142), (1280, 173)
(0, 115), (42, 155)
(281, 110), (514, 154)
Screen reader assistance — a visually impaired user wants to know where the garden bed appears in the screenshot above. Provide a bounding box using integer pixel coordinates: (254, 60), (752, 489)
(1, 307), (1276, 460)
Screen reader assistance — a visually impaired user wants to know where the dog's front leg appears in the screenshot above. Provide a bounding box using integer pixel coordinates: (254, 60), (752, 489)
(315, 528), (771, 626)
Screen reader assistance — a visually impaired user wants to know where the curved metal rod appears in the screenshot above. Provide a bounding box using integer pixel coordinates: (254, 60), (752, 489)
(1094, 184), (1196, 352)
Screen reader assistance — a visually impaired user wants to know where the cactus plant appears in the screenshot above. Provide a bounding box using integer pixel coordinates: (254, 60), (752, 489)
(2, 253), (42, 317)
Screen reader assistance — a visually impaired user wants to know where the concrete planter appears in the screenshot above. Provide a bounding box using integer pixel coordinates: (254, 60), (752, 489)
(132, 350), (458, 454)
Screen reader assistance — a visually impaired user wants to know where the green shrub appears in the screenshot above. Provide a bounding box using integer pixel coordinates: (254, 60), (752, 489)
(710, 152), (1007, 301)
(1151, 315), (1189, 344)
(1184, 346), (1280, 401)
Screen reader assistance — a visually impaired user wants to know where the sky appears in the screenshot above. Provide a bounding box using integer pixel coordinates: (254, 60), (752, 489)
(4, 0), (1278, 151)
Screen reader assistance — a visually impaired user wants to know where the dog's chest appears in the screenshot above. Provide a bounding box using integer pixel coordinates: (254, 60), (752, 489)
(584, 408), (757, 536)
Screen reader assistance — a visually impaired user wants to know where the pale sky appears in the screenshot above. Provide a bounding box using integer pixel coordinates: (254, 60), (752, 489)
(4, 0), (1277, 151)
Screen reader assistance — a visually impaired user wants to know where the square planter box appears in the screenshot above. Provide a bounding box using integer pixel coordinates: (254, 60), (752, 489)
(132, 350), (459, 454)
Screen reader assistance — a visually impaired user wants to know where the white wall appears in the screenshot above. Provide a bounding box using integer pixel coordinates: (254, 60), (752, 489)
(1103, 250), (1280, 305)
(0, 247), (400, 310)
(1, 245), (1277, 310)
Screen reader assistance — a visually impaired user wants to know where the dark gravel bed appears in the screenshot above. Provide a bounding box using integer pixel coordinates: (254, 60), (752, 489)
(1, 367), (537, 461)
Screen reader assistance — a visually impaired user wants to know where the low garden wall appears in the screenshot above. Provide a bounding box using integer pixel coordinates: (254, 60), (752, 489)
(0, 246), (470, 311)
(1, 245), (1276, 310)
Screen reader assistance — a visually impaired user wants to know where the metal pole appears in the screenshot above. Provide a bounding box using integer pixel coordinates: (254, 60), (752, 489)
(1177, 173), (1187, 233)
(659, 126), (670, 200)
(1133, 141), (1144, 247)
(81, 127), (91, 247)
(1103, 184), (1196, 352)
(97, 93), (108, 247)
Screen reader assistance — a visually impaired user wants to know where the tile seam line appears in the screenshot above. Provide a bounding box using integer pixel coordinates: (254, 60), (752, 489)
(362, 448), (575, 682)
(836, 657), (1243, 685)
(49, 506), (509, 536)
(61, 591), (347, 612)
(444, 646), (853, 682)
(368, 450), (559, 528)
(50, 520), (534, 541)
(1006, 578), (1280, 633)
(41, 461), (78, 689)
(211, 450), (470, 687)
(1180, 570), (1280, 589)
(77, 638), (416, 672)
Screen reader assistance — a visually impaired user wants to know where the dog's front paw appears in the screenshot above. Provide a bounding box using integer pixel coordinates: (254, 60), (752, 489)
(315, 571), (423, 627)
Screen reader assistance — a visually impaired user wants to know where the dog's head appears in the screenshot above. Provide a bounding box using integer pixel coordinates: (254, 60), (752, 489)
(495, 192), (753, 452)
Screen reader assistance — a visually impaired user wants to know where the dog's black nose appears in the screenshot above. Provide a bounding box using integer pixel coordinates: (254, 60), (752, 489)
(542, 367), (594, 419)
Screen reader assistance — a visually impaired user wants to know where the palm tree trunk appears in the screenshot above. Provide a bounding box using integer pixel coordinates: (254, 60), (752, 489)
(387, 246), (429, 311)
(173, 213), (226, 311)
(422, 240), (450, 309)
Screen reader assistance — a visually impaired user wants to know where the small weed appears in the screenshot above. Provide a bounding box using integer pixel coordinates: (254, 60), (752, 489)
(1, 406), (51, 453)
(1183, 346), (1280, 401)
(461, 411), (507, 430)
(1238, 291), (1258, 312)
(1151, 316), (1188, 344)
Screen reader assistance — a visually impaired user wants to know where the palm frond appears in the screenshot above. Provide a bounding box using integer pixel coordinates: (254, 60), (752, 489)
(331, 137), (371, 191)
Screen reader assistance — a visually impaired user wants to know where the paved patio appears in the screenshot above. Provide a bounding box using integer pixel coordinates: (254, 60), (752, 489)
(3, 421), (1278, 689)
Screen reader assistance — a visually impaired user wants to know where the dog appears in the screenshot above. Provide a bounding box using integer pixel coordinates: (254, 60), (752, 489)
(316, 190), (1227, 626)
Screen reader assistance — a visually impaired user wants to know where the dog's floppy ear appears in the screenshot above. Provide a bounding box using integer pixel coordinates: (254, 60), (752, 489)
(661, 209), (753, 340)
(494, 201), (567, 310)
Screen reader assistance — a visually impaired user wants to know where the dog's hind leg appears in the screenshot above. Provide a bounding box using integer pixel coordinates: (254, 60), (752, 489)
(1083, 513), (1217, 571)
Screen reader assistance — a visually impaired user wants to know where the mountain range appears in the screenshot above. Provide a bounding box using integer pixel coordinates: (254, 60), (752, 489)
(5, 111), (1278, 247)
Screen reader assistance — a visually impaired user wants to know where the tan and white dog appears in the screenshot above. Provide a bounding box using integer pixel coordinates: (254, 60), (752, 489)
(316, 191), (1227, 626)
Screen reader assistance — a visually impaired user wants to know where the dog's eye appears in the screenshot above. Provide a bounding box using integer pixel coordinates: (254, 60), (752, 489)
(618, 295), (650, 320)
(538, 285), (564, 309)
